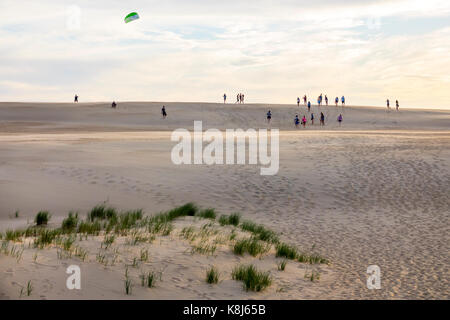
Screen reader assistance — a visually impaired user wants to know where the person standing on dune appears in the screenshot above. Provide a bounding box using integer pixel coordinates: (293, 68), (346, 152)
(267, 110), (272, 123)
(295, 114), (300, 128)
(387, 99), (390, 109)
(396, 100), (399, 111)
(223, 93), (227, 104)
(320, 112), (325, 126)
(338, 114), (343, 126)
(74, 94), (78, 103)
(303, 95), (307, 105)
(302, 115), (307, 127)
(236, 93), (239, 104)
(335, 97), (339, 107)
(341, 96), (345, 106)
(162, 106), (167, 119)
(311, 113), (314, 125)
(307, 101), (311, 112)
(297, 97), (300, 106)
(242, 94), (245, 104)
(325, 95), (328, 106)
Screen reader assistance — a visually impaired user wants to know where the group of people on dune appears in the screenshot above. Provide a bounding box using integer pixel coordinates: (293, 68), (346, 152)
(297, 94), (345, 108)
(386, 99), (400, 111)
(267, 109), (343, 128)
(73, 93), (398, 125)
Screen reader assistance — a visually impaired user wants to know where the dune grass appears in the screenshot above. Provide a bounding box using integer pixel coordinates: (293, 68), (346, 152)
(240, 221), (279, 244)
(206, 266), (219, 284)
(140, 271), (159, 288)
(233, 238), (270, 257)
(276, 242), (329, 264)
(275, 243), (298, 260)
(232, 264), (272, 292)
(35, 211), (50, 226)
(219, 213), (241, 226)
(277, 260), (287, 271)
(88, 205), (117, 222)
(196, 208), (216, 220)
(124, 277), (132, 295)
(62, 212), (79, 232)
(191, 242), (217, 255)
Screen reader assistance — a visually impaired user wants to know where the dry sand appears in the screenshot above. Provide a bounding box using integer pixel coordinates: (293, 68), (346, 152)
(0, 102), (449, 299)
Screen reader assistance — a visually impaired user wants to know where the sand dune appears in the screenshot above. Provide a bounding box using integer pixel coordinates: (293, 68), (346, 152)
(0, 102), (449, 299)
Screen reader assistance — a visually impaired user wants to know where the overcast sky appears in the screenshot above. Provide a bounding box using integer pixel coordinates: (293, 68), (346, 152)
(1, 0), (449, 108)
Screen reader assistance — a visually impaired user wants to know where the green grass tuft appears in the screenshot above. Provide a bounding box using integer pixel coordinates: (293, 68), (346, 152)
(275, 243), (298, 260)
(35, 211), (50, 226)
(206, 266), (219, 284)
(61, 212), (79, 232)
(231, 264), (272, 292)
(233, 238), (270, 257)
(196, 208), (216, 220)
(219, 213), (241, 226)
(240, 220), (279, 243)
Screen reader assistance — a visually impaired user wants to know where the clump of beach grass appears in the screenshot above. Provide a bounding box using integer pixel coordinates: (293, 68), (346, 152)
(102, 234), (115, 249)
(35, 211), (50, 226)
(277, 260), (287, 271)
(196, 208), (216, 220)
(20, 280), (33, 297)
(191, 242), (217, 255)
(124, 277), (132, 295)
(231, 264), (272, 292)
(240, 221), (279, 244)
(219, 213), (240, 226)
(140, 271), (159, 288)
(276, 242), (329, 264)
(275, 243), (298, 260)
(304, 270), (320, 282)
(34, 229), (60, 248)
(140, 248), (149, 262)
(233, 238), (270, 257)
(206, 266), (219, 284)
(88, 205), (117, 222)
(77, 220), (101, 235)
(61, 212), (79, 232)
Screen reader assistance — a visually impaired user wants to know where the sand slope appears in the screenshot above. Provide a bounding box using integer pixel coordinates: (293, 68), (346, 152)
(0, 102), (449, 299)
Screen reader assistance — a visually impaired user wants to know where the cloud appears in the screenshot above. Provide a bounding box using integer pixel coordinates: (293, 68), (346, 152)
(0, 0), (449, 108)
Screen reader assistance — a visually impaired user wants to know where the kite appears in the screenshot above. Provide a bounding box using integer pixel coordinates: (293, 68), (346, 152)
(124, 12), (140, 24)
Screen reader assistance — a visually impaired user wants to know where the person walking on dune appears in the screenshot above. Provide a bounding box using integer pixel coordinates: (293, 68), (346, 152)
(223, 93), (227, 104)
(295, 114), (300, 128)
(236, 93), (240, 104)
(320, 112), (325, 126)
(242, 94), (245, 104)
(387, 99), (390, 110)
(341, 96), (345, 106)
(297, 97), (300, 107)
(396, 100), (399, 111)
(303, 95), (307, 105)
(267, 110), (272, 123)
(335, 97), (339, 107)
(338, 114), (343, 126)
(74, 94), (78, 103)
(311, 113), (314, 125)
(325, 95), (328, 106)
(162, 105), (167, 119)
(302, 115), (307, 127)
(307, 101), (311, 112)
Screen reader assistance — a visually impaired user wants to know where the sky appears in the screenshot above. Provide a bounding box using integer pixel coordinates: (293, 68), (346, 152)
(0, 0), (449, 109)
